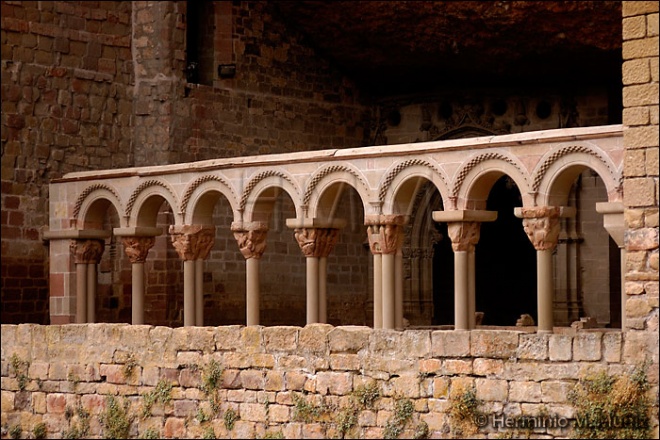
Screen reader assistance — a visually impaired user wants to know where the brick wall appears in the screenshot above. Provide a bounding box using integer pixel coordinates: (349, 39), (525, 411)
(1, 323), (658, 439)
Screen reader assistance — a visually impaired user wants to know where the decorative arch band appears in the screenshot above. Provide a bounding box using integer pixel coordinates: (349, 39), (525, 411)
(303, 164), (369, 206)
(125, 179), (177, 218)
(239, 170), (298, 211)
(73, 183), (122, 220)
(452, 151), (528, 198)
(181, 174), (236, 215)
(378, 158), (446, 203)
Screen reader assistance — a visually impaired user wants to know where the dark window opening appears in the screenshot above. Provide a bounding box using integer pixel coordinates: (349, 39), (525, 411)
(186, 1), (215, 85)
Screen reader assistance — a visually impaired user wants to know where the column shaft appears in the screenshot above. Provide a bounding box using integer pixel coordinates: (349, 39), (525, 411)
(395, 250), (404, 328)
(454, 251), (469, 330)
(87, 263), (97, 323)
(246, 258), (260, 326)
(183, 260), (195, 326)
(373, 254), (383, 328)
(132, 262), (145, 325)
(319, 256), (328, 324)
(76, 263), (87, 323)
(306, 257), (320, 324)
(468, 250), (476, 329)
(382, 253), (395, 329)
(537, 249), (554, 333)
(620, 249), (626, 330)
(195, 258), (204, 326)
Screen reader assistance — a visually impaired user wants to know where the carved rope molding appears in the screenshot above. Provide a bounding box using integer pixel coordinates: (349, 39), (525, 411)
(239, 169), (298, 212)
(378, 158), (447, 204)
(73, 183), (122, 220)
(302, 164), (370, 206)
(180, 174), (237, 216)
(125, 179), (178, 219)
(530, 144), (619, 193)
(451, 151), (528, 199)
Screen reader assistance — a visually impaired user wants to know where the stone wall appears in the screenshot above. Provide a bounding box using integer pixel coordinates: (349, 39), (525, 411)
(1, 323), (658, 439)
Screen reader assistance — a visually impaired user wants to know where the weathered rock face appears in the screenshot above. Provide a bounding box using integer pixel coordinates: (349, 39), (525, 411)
(275, 1), (622, 95)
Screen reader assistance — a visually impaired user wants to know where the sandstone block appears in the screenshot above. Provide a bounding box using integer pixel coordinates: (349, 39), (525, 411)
(369, 329), (402, 356)
(263, 326), (299, 352)
(269, 403), (290, 423)
(251, 353), (275, 369)
(473, 358), (504, 377)
(264, 370), (285, 391)
(222, 352), (251, 369)
(299, 324), (333, 354)
(602, 332), (623, 363)
(316, 371), (353, 395)
(624, 125), (660, 148)
(624, 330), (660, 363)
(240, 370), (264, 390)
(241, 326), (263, 353)
(240, 402), (268, 422)
(432, 377), (449, 399)
(328, 326), (370, 353)
(626, 297), (654, 317)
(470, 330), (519, 359)
(214, 325), (243, 351)
(418, 358), (442, 374)
(509, 381), (542, 402)
(623, 16), (648, 40)
(517, 334), (548, 360)
(392, 374), (420, 398)
(540, 380), (573, 403)
(475, 378), (508, 403)
(399, 330), (431, 358)
(623, 83), (660, 107)
(623, 178), (656, 207)
(431, 330), (470, 357)
(329, 353), (360, 371)
(573, 333), (602, 361)
(623, 107), (650, 126)
(625, 149), (647, 176)
(443, 359), (473, 375)
(163, 417), (185, 438)
(623, 1), (659, 18)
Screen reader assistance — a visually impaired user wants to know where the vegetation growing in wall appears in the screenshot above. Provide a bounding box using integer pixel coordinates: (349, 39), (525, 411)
(353, 382), (381, 408)
(62, 405), (91, 439)
(9, 353), (29, 391)
(201, 359), (224, 414)
(292, 392), (325, 423)
(384, 398), (415, 439)
(202, 426), (217, 439)
(140, 427), (161, 439)
(8, 424), (21, 440)
(123, 353), (138, 380)
(260, 430), (285, 439)
(100, 395), (134, 439)
(32, 422), (47, 439)
(568, 366), (652, 439)
(141, 378), (173, 418)
(449, 385), (483, 438)
(223, 407), (239, 431)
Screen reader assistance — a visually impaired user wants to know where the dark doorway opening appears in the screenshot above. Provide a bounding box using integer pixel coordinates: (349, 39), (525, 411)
(476, 176), (537, 326)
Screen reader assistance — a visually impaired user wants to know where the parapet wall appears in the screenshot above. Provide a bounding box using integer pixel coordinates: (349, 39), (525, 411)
(1, 324), (658, 439)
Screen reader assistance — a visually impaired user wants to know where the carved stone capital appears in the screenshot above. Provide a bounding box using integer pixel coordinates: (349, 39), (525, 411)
(520, 207), (561, 251)
(294, 227), (340, 258)
(447, 222), (481, 252)
(169, 225), (216, 261)
(121, 236), (156, 264)
(70, 239), (105, 264)
(366, 217), (406, 255)
(231, 222), (268, 260)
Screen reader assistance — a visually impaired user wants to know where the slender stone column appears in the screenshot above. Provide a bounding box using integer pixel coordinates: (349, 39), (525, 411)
(70, 239), (105, 323)
(517, 206), (574, 333)
(170, 225), (216, 327)
(395, 249), (404, 329)
(293, 227), (341, 324)
(366, 215), (407, 329)
(595, 202), (625, 329)
(232, 222), (268, 326)
(433, 210), (496, 330)
(121, 236), (156, 325)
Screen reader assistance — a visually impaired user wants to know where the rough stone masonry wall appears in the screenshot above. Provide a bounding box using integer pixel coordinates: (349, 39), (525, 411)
(1, 323), (658, 439)
(1, 1), (134, 324)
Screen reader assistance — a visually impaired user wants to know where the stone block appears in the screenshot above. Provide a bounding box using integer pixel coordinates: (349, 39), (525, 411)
(241, 326), (263, 353)
(240, 370), (264, 390)
(316, 371), (353, 395)
(624, 330), (660, 363)
(443, 359), (473, 375)
(602, 332), (623, 363)
(573, 333), (602, 361)
(399, 330), (431, 358)
(509, 381), (542, 403)
(214, 325), (243, 351)
(624, 125), (660, 148)
(328, 326), (370, 353)
(626, 297), (654, 317)
(264, 370), (285, 391)
(329, 353), (360, 371)
(369, 329), (401, 356)
(540, 380), (573, 403)
(623, 83), (660, 107)
(625, 149), (648, 176)
(623, 107), (650, 126)
(473, 358), (504, 377)
(623, 16), (648, 40)
(240, 402), (268, 422)
(623, 178), (657, 206)
(251, 353), (275, 369)
(263, 326), (299, 352)
(268, 403), (290, 423)
(432, 377), (450, 399)
(623, 1), (659, 18)
(299, 324), (333, 354)
(470, 330), (519, 359)
(431, 330), (470, 357)
(475, 378), (508, 402)
(517, 334), (548, 360)
(392, 374), (420, 398)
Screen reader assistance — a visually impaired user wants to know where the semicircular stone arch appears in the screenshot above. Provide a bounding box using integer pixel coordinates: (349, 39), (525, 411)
(533, 144), (623, 206)
(453, 150), (532, 210)
(181, 174), (239, 225)
(304, 164), (371, 220)
(379, 158), (450, 215)
(241, 169), (302, 223)
(126, 180), (180, 227)
(74, 183), (123, 229)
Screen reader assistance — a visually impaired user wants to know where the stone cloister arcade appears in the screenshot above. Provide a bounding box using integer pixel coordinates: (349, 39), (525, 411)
(44, 125), (625, 333)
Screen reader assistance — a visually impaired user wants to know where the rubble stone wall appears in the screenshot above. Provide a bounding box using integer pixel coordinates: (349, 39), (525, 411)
(1, 323), (658, 439)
